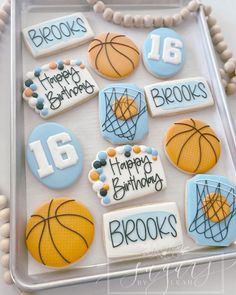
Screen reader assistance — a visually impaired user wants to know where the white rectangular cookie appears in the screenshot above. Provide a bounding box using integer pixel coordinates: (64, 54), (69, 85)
(23, 13), (94, 58)
(144, 77), (214, 117)
(103, 202), (183, 259)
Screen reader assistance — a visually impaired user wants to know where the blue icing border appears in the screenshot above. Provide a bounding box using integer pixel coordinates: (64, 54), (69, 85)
(99, 84), (148, 144)
(186, 174), (236, 247)
(143, 28), (185, 78)
(26, 122), (83, 189)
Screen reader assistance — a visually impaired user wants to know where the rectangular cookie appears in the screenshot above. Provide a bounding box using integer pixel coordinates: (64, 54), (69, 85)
(103, 202), (183, 258)
(23, 13), (94, 58)
(144, 77), (214, 117)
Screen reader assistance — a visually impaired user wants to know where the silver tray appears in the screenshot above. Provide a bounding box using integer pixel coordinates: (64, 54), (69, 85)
(10, 0), (236, 292)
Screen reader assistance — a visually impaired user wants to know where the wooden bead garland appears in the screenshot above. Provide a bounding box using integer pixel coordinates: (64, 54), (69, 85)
(85, 0), (236, 95)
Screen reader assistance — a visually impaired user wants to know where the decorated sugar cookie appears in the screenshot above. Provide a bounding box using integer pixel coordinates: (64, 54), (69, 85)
(23, 13), (94, 58)
(143, 28), (185, 78)
(99, 84), (148, 144)
(103, 202), (183, 258)
(88, 32), (140, 80)
(26, 123), (83, 189)
(144, 77), (214, 117)
(164, 118), (220, 174)
(88, 145), (167, 206)
(26, 198), (94, 267)
(186, 174), (236, 247)
(23, 59), (99, 119)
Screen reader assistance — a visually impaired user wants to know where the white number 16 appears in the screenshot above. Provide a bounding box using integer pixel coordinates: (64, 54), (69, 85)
(29, 132), (79, 178)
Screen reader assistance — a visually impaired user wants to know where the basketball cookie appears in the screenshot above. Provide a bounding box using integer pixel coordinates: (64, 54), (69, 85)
(99, 84), (148, 144)
(186, 174), (236, 246)
(164, 118), (220, 174)
(26, 198), (94, 267)
(88, 32), (140, 80)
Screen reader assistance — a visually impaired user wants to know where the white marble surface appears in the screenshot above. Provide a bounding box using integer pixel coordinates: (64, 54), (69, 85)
(1, 0), (236, 294)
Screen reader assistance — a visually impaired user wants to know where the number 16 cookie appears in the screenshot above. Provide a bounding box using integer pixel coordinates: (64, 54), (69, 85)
(26, 123), (83, 189)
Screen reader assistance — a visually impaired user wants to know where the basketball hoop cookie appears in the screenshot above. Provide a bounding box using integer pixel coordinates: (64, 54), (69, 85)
(164, 118), (221, 174)
(186, 174), (236, 246)
(25, 198), (94, 267)
(88, 32), (140, 80)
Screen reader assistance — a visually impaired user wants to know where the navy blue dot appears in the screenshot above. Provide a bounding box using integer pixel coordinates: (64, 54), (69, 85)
(25, 79), (33, 87)
(58, 64), (64, 71)
(93, 161), (102, 169)
(32, 93), (38, 98)
(100, 188), (107, 197)
(36, 101), (44, 110)
(125, 151), (131, 157)
(100, 159), (107, 166)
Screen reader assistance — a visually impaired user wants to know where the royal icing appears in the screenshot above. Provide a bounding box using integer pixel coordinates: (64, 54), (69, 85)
(103, 202), (183, 259)
(186, 174), (236, 247)
(26, 123), (83, 189)
(88, 145), (167, 206)
(143, 28), (185, 78)
(26, 198), (94, 267)
(88, 32), (140, 80)
(99, 84), (148, 144)
(165, 118), (220, 174)
(144, 77), (214, 117)
(23, 59), (99, 119)
(23, 13), (94, 58)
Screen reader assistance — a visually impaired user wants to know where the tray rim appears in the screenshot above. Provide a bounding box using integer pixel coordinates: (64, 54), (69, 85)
(9, 2), (236, 292)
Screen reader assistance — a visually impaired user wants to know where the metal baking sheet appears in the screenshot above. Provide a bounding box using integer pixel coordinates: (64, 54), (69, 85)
(10, 0), (236, 292)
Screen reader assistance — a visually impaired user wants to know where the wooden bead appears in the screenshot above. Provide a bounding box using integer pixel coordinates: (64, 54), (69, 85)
(180, 8), (190, 20)
(215, 41), (227, 53)
(0, 10), (8, 23)
(204, 5), (212, 16)
(173, 14), (182, 26)
(103, 8), (113, 21)
(0, 238), (9, 253)
(3, 3), (11, 15)
(134, 15), (144, 28)
(154, 16), (163, 27)
(3, 270), (13, 285)
(224, 61), (236, 74)
(1, 254), (9, 268)
(210, 25), (221, 36)
(188, 0), (200, 12)
(220, 68), (226, 79)
(221, 49), (233, 61)
(144, 15), (153, 28)
(228, 57), (236, 65)
(0, 223), (10, 238)
(123, 14), (133, 27)
(86, 0), (98, 4)
(93, 1), (105, 13)
(230, 76), (236, 84)
(113, 11), (123, 25)
(207, 16), (217, 27)
(221, 79), (227, 88)
(226, 83), (236, 95)
(163, 15), (173, 27)
(0, 208), (10, 222)
(212, 33), (224, 45)
(0, 195), (7, 210)
(0, 19), (5, 32)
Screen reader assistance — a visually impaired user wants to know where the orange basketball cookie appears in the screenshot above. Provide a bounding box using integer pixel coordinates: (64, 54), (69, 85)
(164, 118), (220, 174)
(26, 198), (94, 268)
(88, 32), (140, 80)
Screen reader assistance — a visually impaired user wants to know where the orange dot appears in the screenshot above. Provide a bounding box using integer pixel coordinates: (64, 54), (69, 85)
(133, 146), (141, 153)
(64, 59), (70, 65)
(49, 62), (57, 69)
(103, 184), (110, 191)
(24, 88), (33, 97)
(107, 148), (116, 157)
(152, 156), (157, 161)
(80, 64), (85, 69)
(89, 170), (100, 181)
